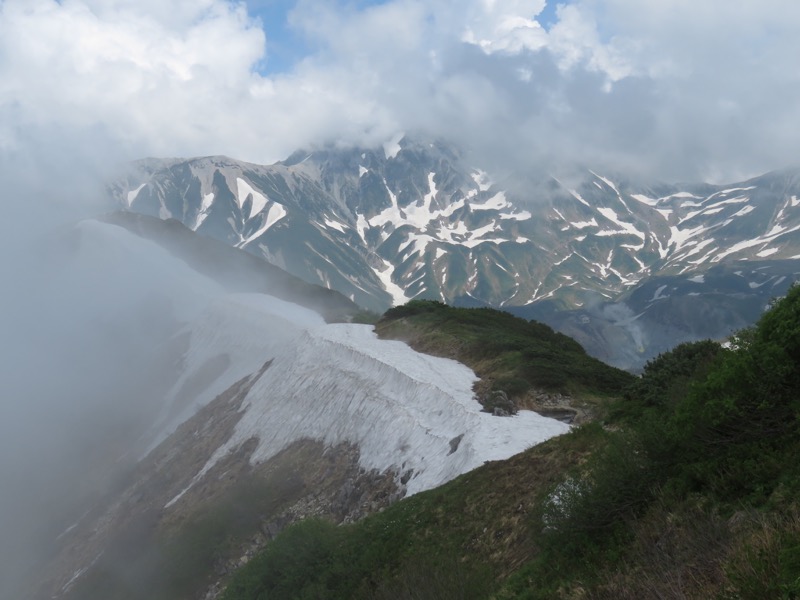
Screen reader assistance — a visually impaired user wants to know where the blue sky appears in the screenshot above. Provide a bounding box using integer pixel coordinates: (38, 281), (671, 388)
(244, 0), (310, 73)
(246, 0), (567, 74)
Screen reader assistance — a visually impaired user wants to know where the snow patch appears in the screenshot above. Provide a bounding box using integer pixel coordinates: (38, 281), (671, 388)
(471, 170), (493, 191)
(323, 218), (347, 233)
(177, 324), (570, 502)
(239, 203), (287, 246)
(145, 293), (325, 454)
(630, 193), (659, 207)
(596, 207), (645, 246)
(591, 172), (619, 194)
(382, 132), (404, 159)
(572, 218), (598, 229)
(375, 259), (410, 306)
(236, 178), (269, 218)
(569, 189), (591, 207)
(194, 192), (215, 229)
(650, 284), (669, 301)
(126, 183), (146, 207)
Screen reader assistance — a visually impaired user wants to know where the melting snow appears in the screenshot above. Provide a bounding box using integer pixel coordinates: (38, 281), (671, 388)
(323, 218), (347, 233)
(569, 189), (591, 207)
(596, 207), (645, 246)
(236, 178), (269, 218)
(375, 258), (410, 306)
(195, 192), (215, 229)
(591, 172), (619, 194)
(471, 170), (493, 191)
(630, 193), (659, 207)
(669, 223), (708, 250)
(475, 191), (511, 212)
(650, 285), (669, 301)
(173, 324), (570, 503)
(709, 186), (757, 199)
(732, 205), (755, 218)
(572, 218), (598, 229)
(126, 183), (146, 207)
(239, 203), (287, 246)
(145, 294), (325, 454)
(757, 248), (780, 257)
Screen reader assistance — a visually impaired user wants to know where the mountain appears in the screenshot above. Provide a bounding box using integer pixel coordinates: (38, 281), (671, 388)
(512, 259), (800, 369)
(110, 139), (800, 368)
(28, 216), (574, 600)
(100, 211), (359, 323)
(213, 287), (800, 599)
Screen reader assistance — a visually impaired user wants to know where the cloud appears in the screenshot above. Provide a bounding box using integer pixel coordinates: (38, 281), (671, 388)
(2, 0), (800, 185)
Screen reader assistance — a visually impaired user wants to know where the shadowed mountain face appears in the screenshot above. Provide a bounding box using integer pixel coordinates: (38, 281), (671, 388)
(100, 211), (359, 323)
(510, 261), (800, 370)
(111, 139), (800, 369)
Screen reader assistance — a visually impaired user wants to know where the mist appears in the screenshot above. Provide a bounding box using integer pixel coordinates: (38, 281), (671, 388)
(0, 126), (226, 597)
(1, 0), (799, 595)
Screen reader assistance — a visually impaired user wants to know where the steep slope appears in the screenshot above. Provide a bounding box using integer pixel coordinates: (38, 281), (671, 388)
(31, 218), (571, 600)
(100, 211), (359, 322)
(220, 286), (800, 600)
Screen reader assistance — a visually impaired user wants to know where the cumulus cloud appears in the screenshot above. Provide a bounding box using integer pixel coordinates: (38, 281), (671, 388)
(2, 0), (800, 186)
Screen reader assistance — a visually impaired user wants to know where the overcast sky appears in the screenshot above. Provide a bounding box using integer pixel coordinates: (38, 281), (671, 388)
(1, 0), (800, 183)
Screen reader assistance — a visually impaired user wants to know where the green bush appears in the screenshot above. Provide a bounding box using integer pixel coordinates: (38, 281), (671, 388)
(378, 300), (634, 397)
(222, 518), (344, 600)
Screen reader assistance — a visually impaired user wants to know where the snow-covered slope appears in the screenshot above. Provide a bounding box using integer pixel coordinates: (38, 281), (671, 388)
(61, 219), (563, 494)
(34, 216), (570, 598)
(168, 321), (568, 506)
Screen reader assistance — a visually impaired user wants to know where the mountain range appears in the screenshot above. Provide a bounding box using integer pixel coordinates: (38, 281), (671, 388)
(15, 137), (800, 598)
(110, 137), (800, 369)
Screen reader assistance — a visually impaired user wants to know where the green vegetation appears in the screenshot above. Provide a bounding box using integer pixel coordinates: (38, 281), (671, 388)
(221, 425), (602, 600)
(348, 309), (381, 324)
(221, 287), (800, 599)
(376, 300), (634, 400)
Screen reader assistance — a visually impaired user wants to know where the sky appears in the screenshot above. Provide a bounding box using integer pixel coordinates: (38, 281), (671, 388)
(2, 0), (800, 185)
(0, 2), (797, 593)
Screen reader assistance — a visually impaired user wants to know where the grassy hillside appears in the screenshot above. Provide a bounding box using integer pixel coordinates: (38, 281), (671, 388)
(221, 289), (800, 599)
(375, 300), (634, 415)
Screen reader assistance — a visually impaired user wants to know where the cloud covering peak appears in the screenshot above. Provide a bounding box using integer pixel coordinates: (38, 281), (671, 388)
(1, 0), (799, 182)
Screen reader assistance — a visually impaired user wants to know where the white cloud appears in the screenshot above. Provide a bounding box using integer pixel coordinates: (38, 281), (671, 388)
(0, 0), (799, 182)
(459, 0), (548, 54)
